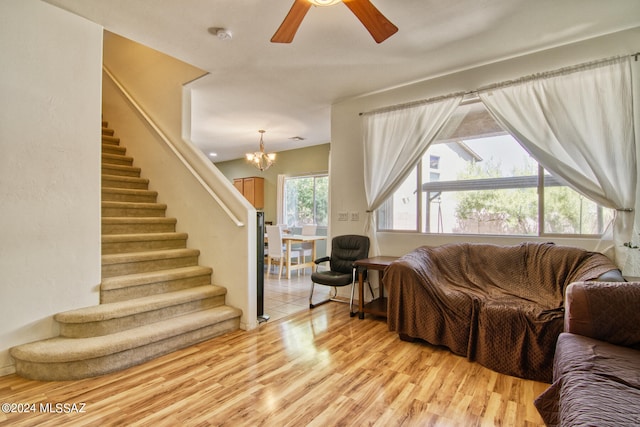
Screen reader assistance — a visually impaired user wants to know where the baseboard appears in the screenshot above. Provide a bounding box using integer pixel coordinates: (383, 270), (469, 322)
(0, 364), (16, 377)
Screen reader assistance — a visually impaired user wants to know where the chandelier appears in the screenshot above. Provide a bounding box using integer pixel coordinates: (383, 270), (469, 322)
(245, 130), (276, 171)
(308, 0), (342, 5)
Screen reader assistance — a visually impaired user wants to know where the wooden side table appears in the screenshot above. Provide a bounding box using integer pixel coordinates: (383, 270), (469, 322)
(353, 256), (399, 319)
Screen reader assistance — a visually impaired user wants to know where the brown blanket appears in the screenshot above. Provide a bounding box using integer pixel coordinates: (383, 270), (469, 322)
(385, 242), (618, 382)
(534, 333), (640, 426)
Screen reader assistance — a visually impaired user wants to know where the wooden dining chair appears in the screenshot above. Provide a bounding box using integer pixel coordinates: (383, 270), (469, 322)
(297, 224), (317, 271)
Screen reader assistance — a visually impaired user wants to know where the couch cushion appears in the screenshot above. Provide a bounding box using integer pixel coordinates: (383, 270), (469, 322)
(535, 332), (640, 426)
(560, 371), (640, 427)
(565, 281), (640, 348)
(554, 332), (640, 386)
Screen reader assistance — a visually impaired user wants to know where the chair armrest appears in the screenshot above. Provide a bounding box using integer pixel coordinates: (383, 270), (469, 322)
(314, 256), (330, 265)
(565, 281), (640, 348)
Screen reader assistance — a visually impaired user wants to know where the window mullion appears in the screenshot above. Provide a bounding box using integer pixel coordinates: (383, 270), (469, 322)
(312, 176), (318, 225)
(538, 165), (544, 235)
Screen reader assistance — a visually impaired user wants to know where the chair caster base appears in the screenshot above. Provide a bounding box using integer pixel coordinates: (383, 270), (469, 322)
(309, 299), (330, 309)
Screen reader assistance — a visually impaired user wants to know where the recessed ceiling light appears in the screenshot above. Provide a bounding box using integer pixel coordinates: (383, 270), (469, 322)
(209, 152), (217, 157)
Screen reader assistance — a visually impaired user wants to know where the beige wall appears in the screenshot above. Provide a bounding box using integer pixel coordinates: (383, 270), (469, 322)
(216, 144), (331, 225)
(0, 0), (103, 375)
(331, 27), (640, 258)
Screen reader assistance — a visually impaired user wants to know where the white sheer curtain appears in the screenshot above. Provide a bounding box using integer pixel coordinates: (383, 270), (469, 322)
(631, 57), (640, 276)
(363, 96), (462, 254)
(478, 57), (636, 268)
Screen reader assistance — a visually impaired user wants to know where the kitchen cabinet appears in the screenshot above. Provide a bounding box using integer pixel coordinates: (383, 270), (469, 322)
(233, 177), (264, 209)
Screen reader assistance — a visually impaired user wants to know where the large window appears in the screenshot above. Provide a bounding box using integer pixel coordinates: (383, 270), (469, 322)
(283, 174), (328, 227)
(378, 102), (613, 236)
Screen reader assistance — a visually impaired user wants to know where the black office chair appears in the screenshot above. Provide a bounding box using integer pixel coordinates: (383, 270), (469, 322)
(309, 235), (370, 315)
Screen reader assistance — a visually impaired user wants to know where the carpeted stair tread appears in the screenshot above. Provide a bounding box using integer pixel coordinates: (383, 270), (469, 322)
(102, 163), (141, 177)
(102, 217), (177, 234)
(100, 266), (214, 303)
(102, 232), (188, 244)
(101, 201), (166, 209)
(55, 285), (227, 324)
(11, 306), (242, 363)
(101, 174), (149, 190)
(102, 143), (126, 155)
(101, 201), (167, 217)
(102, 217), (176, 226)
(102, 152), (134, 166)
(102, 187), (158, 203)
(102, 187), (157, 196)
(100, 266), (213, 292)
(102, 134), (120, 145)
(102, 231), (187, 253)
(102, 248), (199, 266)
(101, 248), (200, 278)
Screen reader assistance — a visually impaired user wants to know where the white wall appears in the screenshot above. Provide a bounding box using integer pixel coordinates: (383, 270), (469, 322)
(102, 33), (258, 330)
(331, 27), (640, 258)
(0, 0), (103, 375)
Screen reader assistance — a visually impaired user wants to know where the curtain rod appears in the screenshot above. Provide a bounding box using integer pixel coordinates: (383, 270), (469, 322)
(359, 52), (639, 117)
(358, 91), (466, 116)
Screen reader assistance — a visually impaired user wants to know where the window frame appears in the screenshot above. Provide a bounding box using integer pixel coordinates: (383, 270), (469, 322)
(282, 173), (329, 228)
(377, 150), (609, 238)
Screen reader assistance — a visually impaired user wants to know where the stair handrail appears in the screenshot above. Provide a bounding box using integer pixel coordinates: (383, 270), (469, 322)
(103, 66), (244, 227)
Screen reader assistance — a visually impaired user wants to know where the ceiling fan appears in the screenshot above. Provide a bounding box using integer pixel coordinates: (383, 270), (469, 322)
(271, 0), (398, 44)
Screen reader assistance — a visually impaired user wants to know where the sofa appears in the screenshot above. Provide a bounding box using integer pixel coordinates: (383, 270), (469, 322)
(534, 281), (640, 426)
(384, 242), (621, 382)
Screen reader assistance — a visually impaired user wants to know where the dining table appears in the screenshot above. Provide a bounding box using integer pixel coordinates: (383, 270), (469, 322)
(280, 234), (327, 279)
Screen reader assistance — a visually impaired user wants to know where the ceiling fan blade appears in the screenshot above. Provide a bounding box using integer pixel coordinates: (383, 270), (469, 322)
(271, 0), (312, 43)
(343, 0), (398, 43)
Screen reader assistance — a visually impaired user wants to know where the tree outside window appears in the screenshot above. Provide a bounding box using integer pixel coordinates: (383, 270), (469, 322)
(284, 175), (328, 227)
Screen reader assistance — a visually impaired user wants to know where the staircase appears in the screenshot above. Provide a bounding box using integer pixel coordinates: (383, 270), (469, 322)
(10, 122), (242, 381)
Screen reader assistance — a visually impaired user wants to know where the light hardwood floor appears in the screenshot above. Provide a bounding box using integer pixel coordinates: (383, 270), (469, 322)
(1, 277), (548, 426)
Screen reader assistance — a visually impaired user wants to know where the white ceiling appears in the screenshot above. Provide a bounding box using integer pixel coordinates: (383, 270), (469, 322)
(44, 0), (640, 162)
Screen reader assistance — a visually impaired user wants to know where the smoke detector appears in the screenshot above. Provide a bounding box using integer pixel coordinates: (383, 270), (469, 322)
(208, 27), (232, 41)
